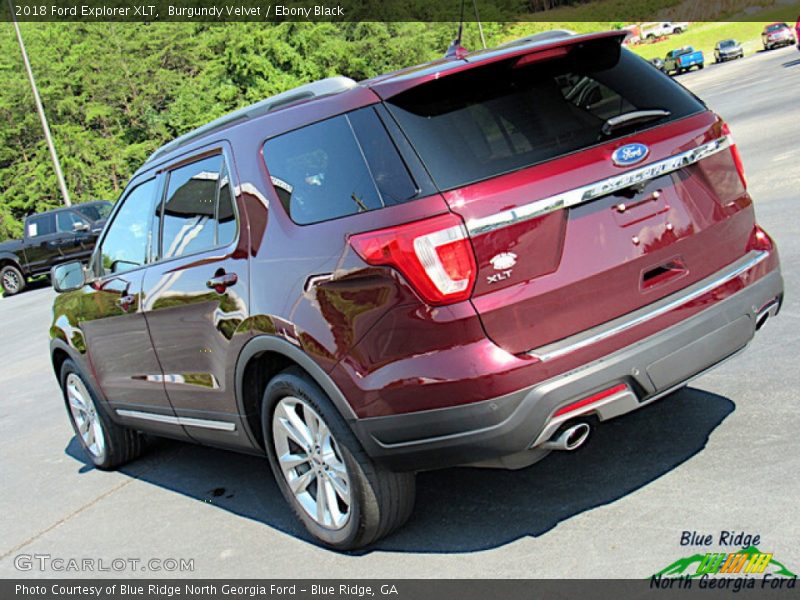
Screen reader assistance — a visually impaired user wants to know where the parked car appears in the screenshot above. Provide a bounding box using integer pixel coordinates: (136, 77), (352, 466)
(714, 39), (744, 62)
(0, 201), (111, 296)
(649, 57), (666, 71)
(664, 46), (705, 74)
(761, 22), (796, 50)
(641, 22), (689, 39)
(50, 30), (782, 550)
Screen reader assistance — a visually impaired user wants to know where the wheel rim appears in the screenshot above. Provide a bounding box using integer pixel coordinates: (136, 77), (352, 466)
(2, 270), (20, 293)
(66, 373), (106, 461)
(272, 397), (351, 530)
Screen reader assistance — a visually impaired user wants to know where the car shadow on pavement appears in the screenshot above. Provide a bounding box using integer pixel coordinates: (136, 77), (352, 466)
(65, 386), (733, 554)
(782, 58), (800, 68)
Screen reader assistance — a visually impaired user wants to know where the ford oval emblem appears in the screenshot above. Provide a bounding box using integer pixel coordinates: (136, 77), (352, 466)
(612, 143), (650, 167)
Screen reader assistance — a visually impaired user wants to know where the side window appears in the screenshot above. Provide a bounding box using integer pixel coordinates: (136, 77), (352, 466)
(160, 154), (230, 259)
(56, 211), (88, 233)
(98, 179), (157, 275)
(26, 213), (55, 237)
(347, 108), (418, 207)
(263, 115), (389, 225)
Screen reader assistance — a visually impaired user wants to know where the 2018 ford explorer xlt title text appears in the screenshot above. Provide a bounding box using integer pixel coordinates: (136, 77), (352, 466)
(50, 31), (783, 550)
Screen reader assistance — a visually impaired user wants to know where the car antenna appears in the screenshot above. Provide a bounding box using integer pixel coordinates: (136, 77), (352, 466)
(445, 0), (468, 58)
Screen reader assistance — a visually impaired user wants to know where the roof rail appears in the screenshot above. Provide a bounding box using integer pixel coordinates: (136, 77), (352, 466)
(146, 76), (358, 164)
(498, 29), (576, 48)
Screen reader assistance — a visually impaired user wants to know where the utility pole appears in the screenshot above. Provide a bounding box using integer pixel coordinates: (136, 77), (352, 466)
(472, 0), (487, 49)
(9, 0), (71, 206)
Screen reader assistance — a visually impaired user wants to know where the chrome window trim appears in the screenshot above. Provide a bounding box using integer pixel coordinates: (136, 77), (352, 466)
(528, 250), (769, 362)
(116, 409), (236, 432)
(466, 136), (732, 236)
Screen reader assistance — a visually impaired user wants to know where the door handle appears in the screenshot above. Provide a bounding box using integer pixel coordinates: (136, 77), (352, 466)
(206, 272), (238, 293)
(116, 294), (136, 311)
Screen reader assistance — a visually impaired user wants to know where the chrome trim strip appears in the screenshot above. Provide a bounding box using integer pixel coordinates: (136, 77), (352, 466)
(116, 409), (236, 432)
(528, 250), (769, 362)
(466, 136), (732, 236)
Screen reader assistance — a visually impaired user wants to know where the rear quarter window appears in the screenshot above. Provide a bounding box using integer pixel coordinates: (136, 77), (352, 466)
(262, 108), (418, 225)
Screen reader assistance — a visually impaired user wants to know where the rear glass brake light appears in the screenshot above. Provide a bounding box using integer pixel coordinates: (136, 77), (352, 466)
(350, 213), (477, 306)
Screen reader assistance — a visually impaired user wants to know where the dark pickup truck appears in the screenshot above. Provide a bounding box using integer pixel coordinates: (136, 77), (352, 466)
(0, 201), (111, 296)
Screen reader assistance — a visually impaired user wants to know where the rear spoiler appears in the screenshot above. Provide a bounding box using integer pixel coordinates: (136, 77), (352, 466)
(369, 30), (628, 99)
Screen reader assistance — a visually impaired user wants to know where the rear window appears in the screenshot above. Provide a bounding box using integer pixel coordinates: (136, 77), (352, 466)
(385, 41), (705, 190)
(766, 23), (787, 32)
(26, 213), (55, 237)
(263, 108), (418, 225)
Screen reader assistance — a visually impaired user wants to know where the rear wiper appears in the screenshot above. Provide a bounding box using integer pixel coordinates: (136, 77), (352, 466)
(600, 109), (671, 137)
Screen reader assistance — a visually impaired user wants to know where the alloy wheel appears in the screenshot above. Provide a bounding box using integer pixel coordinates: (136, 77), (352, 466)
(2, 270), (20, 294)
(272, 396), (351, 530)
(66, 373), (106, 461)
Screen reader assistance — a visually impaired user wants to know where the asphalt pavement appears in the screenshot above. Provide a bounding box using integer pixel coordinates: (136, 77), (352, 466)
(0, 44), (798, 579)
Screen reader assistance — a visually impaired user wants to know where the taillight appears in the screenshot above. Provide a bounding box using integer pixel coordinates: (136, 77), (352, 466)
(349, 213), (477, 306)
(722, 121), (747, 189)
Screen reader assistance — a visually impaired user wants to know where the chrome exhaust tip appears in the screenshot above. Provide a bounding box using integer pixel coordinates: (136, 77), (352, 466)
(541, 422), (591, 451)
(756, 298), (780, 331)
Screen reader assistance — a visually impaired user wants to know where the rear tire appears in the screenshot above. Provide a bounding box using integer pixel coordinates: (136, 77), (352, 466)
(262, 367), (415, 550)
(60, 359), (145, 470)
(1, 265), (25, 296)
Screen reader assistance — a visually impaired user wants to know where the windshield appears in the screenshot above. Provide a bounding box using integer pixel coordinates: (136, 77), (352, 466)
(720, 40), (736, 47)
(74, 202), (112, 222)
(766, 24), (787, 32)
(386, 44), (704, 190)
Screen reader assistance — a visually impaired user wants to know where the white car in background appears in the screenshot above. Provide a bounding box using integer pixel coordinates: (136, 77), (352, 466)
(641, 22), (689, 39)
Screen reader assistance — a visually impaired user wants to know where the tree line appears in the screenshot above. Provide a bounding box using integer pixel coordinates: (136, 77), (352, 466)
(0, 21), (511, 241)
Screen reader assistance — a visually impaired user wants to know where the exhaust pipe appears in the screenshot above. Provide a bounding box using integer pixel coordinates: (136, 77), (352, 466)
(541, 422), (591, 451)
(756, 299), (779, 331)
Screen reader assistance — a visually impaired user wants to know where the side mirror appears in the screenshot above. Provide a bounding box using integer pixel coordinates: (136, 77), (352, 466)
(52, 261), (86, 293)
(73, 221), (90, 232)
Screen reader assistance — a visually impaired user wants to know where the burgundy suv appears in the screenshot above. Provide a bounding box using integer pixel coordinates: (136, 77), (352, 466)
(50, 31), (782, 550)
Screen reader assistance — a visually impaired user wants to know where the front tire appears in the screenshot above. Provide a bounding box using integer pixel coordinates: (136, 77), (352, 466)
(1, 264), (25, 296)
(263, 367), (415, 550)
(61, 359), (145, 470)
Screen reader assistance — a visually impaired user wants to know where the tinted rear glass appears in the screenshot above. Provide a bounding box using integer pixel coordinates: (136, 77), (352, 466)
(386, 42), (705, 190)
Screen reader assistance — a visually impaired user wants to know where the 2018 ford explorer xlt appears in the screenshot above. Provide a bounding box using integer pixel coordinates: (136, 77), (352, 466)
(50, 31), (783, 550)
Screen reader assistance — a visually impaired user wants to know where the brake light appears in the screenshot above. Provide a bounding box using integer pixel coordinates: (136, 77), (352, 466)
(349, 213), (477, 306)
(721, 122), (747, 189)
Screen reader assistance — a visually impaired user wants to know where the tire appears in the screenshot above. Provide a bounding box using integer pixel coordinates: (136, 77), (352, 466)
(1, 264), (25, 296)
(698, 64), (704, 70)
(60, 359), (145, 470)
(674, 28), (683, 34)
(262, 367), (415, 550)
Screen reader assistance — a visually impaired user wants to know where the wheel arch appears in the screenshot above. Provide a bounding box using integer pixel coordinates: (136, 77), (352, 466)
(235, 335), (358, 450)
(0, 252), (23, 271)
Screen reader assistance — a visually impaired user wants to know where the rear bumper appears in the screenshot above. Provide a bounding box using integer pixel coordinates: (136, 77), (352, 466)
(354, 260), (783, 471)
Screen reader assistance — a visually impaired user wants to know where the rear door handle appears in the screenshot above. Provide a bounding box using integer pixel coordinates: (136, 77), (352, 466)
(207, 272), (238, 293)
(116, 294), (136, 311)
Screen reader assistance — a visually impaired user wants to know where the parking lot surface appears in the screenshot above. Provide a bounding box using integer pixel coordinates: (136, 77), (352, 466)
(1, 45), (798, 578)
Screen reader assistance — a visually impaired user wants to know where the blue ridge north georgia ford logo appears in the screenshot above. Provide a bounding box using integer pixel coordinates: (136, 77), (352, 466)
(612, 142), (650, 167)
